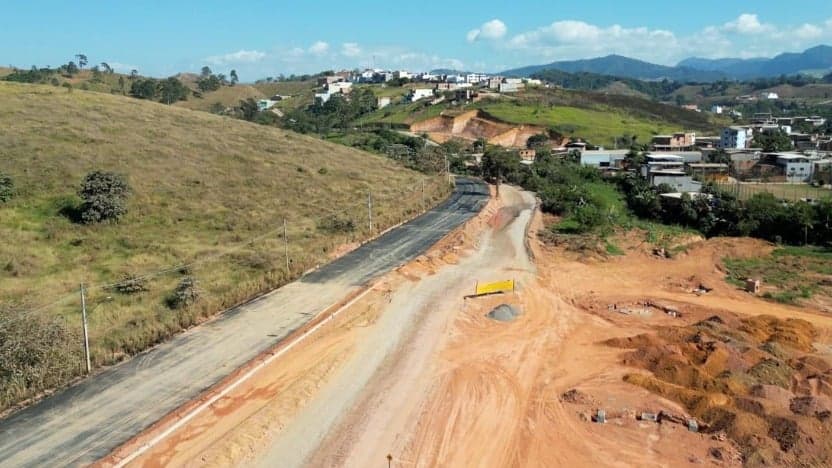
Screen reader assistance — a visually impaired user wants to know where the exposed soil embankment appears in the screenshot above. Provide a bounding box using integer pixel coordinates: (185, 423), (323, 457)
(410, 110), (558, 148)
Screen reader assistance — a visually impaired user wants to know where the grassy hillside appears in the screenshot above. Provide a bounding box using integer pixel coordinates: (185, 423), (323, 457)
(0, 82), (450, 409)
(174, 84), (266, 112)
(360, 86), (726, 146)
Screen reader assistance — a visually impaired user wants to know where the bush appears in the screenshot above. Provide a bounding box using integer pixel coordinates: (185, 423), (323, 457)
(166, 276), (200, 309)
(0, 172), (13, 202)
(0, 306), (81, 411)
(317, 214), (356, 233)
(77, 171), (130, 224)
(112, 274), (148, 295)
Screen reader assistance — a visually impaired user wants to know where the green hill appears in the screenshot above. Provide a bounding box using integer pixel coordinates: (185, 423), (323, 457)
(361, 86), (727, 146)
(0, 81), (448, 410)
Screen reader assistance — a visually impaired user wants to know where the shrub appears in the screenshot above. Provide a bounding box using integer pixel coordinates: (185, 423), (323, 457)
(77, 171), (130, 224)
(112, 274), (148, 295)
(0, 172), (13, 202)
(166, 276), (200, 309)
(317, 214), (356, 233)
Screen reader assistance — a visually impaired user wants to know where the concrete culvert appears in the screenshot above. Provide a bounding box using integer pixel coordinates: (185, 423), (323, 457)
(487, 304), (521, 322)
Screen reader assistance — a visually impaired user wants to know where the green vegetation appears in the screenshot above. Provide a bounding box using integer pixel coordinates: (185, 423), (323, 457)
(0, 172), (13, 203)
(480, 102), (682, 146)
(76, 171), (131, 224)
(724, 246), (832, 304)
(0, 81), (450, 411)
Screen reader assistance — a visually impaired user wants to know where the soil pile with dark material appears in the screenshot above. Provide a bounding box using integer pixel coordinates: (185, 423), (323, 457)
(487, 304), (521, 322)
(606, 312), (832, 466)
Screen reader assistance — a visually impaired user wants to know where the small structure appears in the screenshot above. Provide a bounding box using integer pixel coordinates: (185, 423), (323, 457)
(745, 278), (761, 294)
(688, 419), (699, 432)
(595, 409), (606, 424)
(640, 412), (658, 422)
(408, 88), (435, 102)
(518, 148), (536, 161)
(377, 96), (391, 109)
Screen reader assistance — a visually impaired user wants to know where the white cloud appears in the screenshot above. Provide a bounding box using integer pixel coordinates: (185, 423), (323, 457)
(108, 62), (139, 73)
(723, 14), (773, 35)
(795, 23), (823, 39)
(483, 13), (832, 66)
(204, 49), (266, 65)
(308, 41), (330, 56)
(467, 19), (507, 42)
(341, 42), (361, 57)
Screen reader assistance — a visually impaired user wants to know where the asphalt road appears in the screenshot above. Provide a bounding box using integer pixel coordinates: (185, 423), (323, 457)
(0, 178), (488, 468)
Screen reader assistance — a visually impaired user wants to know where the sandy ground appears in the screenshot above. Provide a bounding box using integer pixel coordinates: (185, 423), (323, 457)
(123, 185), (832, 468)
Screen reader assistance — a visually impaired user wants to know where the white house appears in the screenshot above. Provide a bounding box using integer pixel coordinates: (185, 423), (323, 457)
(720, 126), (752, 149)
(257, 99), (278, 111)
(394, 70), (411, 80)
(377, 97), (391, 109)
(465, 73), (488, 84)
(773, 153), (814, 183)
(763, 92), (779, 100)
(408, 88), (435, 102)
(711, 105), (724, 114)
(327, 81), (352, 94)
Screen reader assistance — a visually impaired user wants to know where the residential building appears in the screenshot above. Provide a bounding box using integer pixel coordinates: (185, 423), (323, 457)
(377, 97), (391, 109)
(408, 88), (435, 102)
(487, 77), (503, 89)
(327, 81), (353, 94)
(651, 132), (696, 151)
(720, 126), (752, 149)
(763, 92), (779, 100)
(682, 104), (700, 112)
(317, 75), (344, 86)
(498, 81), (521, 93)
(790, 133), (817, 151)
(770, 153), (814, 183)
(579, 150), (628, 168)
(257, 99), (279, 111)
(711, 105), (724, 114)
(687, 163), (730, 181)
(650, 172), (703, 193)
(518, 148), (536, 161)
(466, 73), (488, 84)
(523, 78), (542, 86)
(393, 70), (411, 80)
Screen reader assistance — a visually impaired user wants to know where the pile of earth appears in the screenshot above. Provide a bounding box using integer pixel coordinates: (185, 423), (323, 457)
(487, 304), (521, 322)
(606, 313), (832, 466)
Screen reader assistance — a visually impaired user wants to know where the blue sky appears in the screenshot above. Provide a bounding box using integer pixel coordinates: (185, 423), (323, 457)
(3, 1), (832, 80)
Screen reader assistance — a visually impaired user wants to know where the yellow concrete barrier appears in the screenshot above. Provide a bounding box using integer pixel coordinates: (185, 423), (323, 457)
(474, 279), (515, 296)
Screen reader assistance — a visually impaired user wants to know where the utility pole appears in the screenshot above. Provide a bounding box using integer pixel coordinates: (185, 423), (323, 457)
(421, 179), (426, 212)
(80, 284), (91, 374)
(368, 192), (373, 233)
(283, 218), (290, 273)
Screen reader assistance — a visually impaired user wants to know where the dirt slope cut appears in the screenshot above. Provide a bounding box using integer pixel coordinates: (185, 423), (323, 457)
(410, 110), (552, 148)
(0, 81), (448, 412)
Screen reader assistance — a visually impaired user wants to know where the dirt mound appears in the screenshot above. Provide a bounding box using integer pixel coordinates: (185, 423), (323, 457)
(608, 311), (831, 465)
(559, 389), (599, 406)
(487, 304), (520, 322)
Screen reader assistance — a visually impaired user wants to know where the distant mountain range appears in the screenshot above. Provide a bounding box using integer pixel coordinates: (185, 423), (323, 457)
(501, 45), (832, 82)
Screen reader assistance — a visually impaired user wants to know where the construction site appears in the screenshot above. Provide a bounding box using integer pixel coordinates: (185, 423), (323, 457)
(410, 110), (565, 148)
(95, 185), (832, 468)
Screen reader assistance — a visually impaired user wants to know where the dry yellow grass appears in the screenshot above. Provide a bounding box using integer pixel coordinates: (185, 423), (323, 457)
(0, 81), (449, 393)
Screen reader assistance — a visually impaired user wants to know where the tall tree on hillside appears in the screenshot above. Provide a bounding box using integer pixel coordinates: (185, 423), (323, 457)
(230, 69), (238, 86)
(130, 69), (138, 80)
(100, 62), (113, 74)
(118, 75), (125, 93)
(75, 54), (87, 69)
(238, 98), (259, 121)
(64, 61), (79, 76)
(200, 66), (212, 78)
(158, 77), (189, 104)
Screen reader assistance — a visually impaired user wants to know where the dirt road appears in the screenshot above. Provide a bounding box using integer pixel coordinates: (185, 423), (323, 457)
(0, 180), (488, 468)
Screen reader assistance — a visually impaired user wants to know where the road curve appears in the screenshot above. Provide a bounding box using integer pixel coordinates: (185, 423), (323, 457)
(0, 178), (489, 467)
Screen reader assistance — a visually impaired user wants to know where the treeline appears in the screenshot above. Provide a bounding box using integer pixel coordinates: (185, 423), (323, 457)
(618, 174), (832, 245)
(530, 69), (683, 100)
(282, 88), (377, 134)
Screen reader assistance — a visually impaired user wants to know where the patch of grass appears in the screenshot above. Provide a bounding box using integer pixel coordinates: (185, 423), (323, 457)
(604, 241), (625, 256)
(0, 81), (451, 411)
(724, 246), (832, 304)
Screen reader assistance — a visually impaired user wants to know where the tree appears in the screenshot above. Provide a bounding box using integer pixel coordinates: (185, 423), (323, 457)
(77, 171), (130, 224)
(118, 75), (125, 92)
(0, 172), (13, 202)
(480, 147), (521, 183)
(200, 66), (212, 78)
(75, 54), (87, 69)
(158, 77), (189, 104)
(755, 130), (793, 152)
(526, 133), (550, 150)
(238, 98), (260, 121)
(64, 61), (79, 76)
(130, 78), (158, 100)
(624, 148), (646, 170)
(196, 74), (222, 92)
(129, 69), (138, 80)
(230, 69), (238, 85)
(100, 62), (113, 74)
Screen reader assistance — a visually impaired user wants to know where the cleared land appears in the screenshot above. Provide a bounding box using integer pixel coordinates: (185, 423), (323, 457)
(0, 81), (449, 411)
